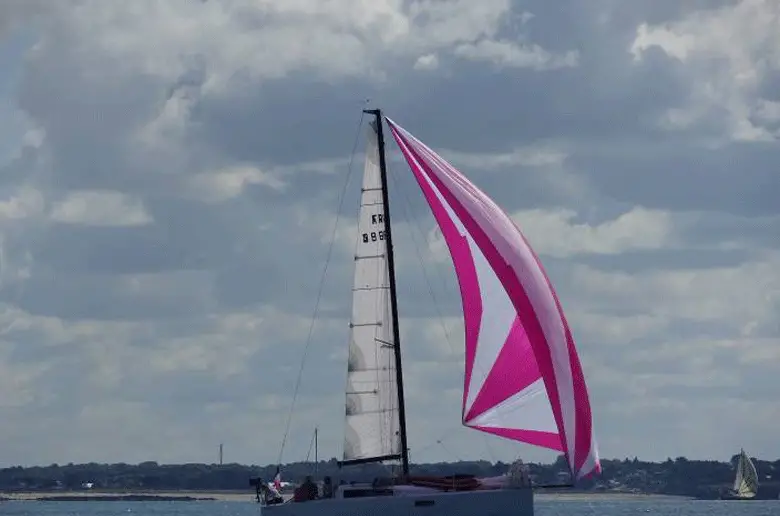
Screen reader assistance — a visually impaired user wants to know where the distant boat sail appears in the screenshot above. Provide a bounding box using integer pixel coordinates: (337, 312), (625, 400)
(260, 110), (601, 516)
(722, 449), (760, 500)
(734, 449), (759, 497)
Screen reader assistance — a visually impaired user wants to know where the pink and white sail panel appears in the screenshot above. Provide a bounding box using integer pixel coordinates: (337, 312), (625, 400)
(386, 117), (600, 480)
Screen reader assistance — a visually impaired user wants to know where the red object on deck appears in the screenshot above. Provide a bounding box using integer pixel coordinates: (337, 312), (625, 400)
(406, 475), (481, 491)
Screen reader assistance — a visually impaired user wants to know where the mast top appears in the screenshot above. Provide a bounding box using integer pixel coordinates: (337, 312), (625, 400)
(363, 108), (381, 116)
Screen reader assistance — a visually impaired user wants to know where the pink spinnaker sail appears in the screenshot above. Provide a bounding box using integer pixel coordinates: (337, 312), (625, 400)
(386, 118), (600, 480)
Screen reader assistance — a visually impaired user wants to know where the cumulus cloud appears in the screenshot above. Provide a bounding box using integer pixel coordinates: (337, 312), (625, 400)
(631, 0), (780, 142)
(512, 207), (676, 258)
(0, 0), (776, 468)
(454, 40), (579, 70)
(187, 165), (287, 203)
(414, 54), (440, 71)
(50, 191), (153, 227)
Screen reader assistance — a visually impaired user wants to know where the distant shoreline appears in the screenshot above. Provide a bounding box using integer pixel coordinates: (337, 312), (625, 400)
(0, 490), (256, 502)
(0, 489), (690, 502)
(535, 491), (691, 501)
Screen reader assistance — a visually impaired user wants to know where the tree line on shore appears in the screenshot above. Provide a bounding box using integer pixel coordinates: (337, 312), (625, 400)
(1, 454), (778, 499)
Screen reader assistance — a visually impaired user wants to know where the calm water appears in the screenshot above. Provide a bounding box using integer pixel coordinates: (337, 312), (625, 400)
(0, 499), (778, 516)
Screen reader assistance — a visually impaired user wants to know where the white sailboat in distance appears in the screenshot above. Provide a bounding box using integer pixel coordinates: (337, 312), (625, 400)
(721, 448), (766, 500)
(260, 109), (601, 516)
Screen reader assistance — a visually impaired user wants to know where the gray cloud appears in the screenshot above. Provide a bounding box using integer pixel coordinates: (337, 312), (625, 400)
(0, 0), (776, 468)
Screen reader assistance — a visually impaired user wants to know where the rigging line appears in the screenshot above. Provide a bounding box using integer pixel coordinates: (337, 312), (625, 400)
(386, 167), (457, 357)
(304, 428), (317, 463)
(436, 439), (462, 462)
(276, 110), (366, 466)
(483, 432), (498, 463)
(387, 165), (499, 464)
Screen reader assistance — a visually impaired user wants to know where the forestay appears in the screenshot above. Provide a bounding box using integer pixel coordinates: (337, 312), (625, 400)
(342, 120), (402, 464)
(386, 117), (600, 480)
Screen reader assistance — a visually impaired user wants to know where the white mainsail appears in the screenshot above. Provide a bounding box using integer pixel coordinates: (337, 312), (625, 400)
(342, 120), (401, 463)
(733, 449), (759, 498)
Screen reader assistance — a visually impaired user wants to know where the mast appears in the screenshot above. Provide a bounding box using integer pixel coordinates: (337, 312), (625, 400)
(363, 108), (410, 476)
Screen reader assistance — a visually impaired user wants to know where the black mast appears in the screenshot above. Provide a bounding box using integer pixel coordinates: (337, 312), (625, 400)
(364, 108), (410, 476)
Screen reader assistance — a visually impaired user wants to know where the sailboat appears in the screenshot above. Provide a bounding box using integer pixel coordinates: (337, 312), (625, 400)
(260, 109), (601, 515)
(720, 449), (769, 500)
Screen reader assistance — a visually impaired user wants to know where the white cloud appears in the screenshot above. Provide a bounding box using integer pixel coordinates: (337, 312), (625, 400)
(187, 156), (348, 204)
(0, 109), (45, 165)
(171, 307), (340, 380)
(26, 0), (573, 97)
(560, 252), (779, 459)
(414, 53), (440, 71)
(0, 344), (51, 408)
(569, 251), (780, 334)
(406, 315), (465, 361)
(445, 144), (568, 170)
(0, 187), (45, 221)
(0, 299), (348, 463)
(50, 190), (152, 227)
(134, 85), (199, 155)
(631, 0), (780, 141)
(188, 165), (286, 203)
(425, 206), (675, 263)
(570, 312), (669, 348)
(454, 40), (579, 70)
(512, 207), (676, 258)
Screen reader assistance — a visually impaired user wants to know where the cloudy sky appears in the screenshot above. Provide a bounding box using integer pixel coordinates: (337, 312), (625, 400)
(0, 0), (777, 469)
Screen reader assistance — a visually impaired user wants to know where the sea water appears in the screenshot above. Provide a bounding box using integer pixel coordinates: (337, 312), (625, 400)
(0, 498), (777, 516)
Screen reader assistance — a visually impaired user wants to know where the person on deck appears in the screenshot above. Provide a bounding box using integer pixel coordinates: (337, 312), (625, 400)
(303, 476), (318, 500)
(265, 483), (284, 505)
(322, 476), (334, 498)
(294, 476), (318, 502)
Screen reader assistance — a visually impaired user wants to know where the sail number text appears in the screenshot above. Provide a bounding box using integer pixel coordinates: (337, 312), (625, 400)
(362, 213), (386, 243)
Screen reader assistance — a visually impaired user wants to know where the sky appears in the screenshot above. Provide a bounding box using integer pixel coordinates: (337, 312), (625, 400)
(0, 0), (777, 469)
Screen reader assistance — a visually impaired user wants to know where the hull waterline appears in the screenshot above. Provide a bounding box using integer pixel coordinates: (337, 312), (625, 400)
(261, 486), (534, 516)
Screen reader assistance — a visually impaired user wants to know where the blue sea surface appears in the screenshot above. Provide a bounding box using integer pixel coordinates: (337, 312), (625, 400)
(1, 499), (778, 516)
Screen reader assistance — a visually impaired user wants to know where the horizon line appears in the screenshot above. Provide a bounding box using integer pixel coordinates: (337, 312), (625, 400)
(2, 454), (777, 470)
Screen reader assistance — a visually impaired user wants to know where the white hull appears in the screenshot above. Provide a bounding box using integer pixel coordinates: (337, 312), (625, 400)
(261, 487), (534, 516)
